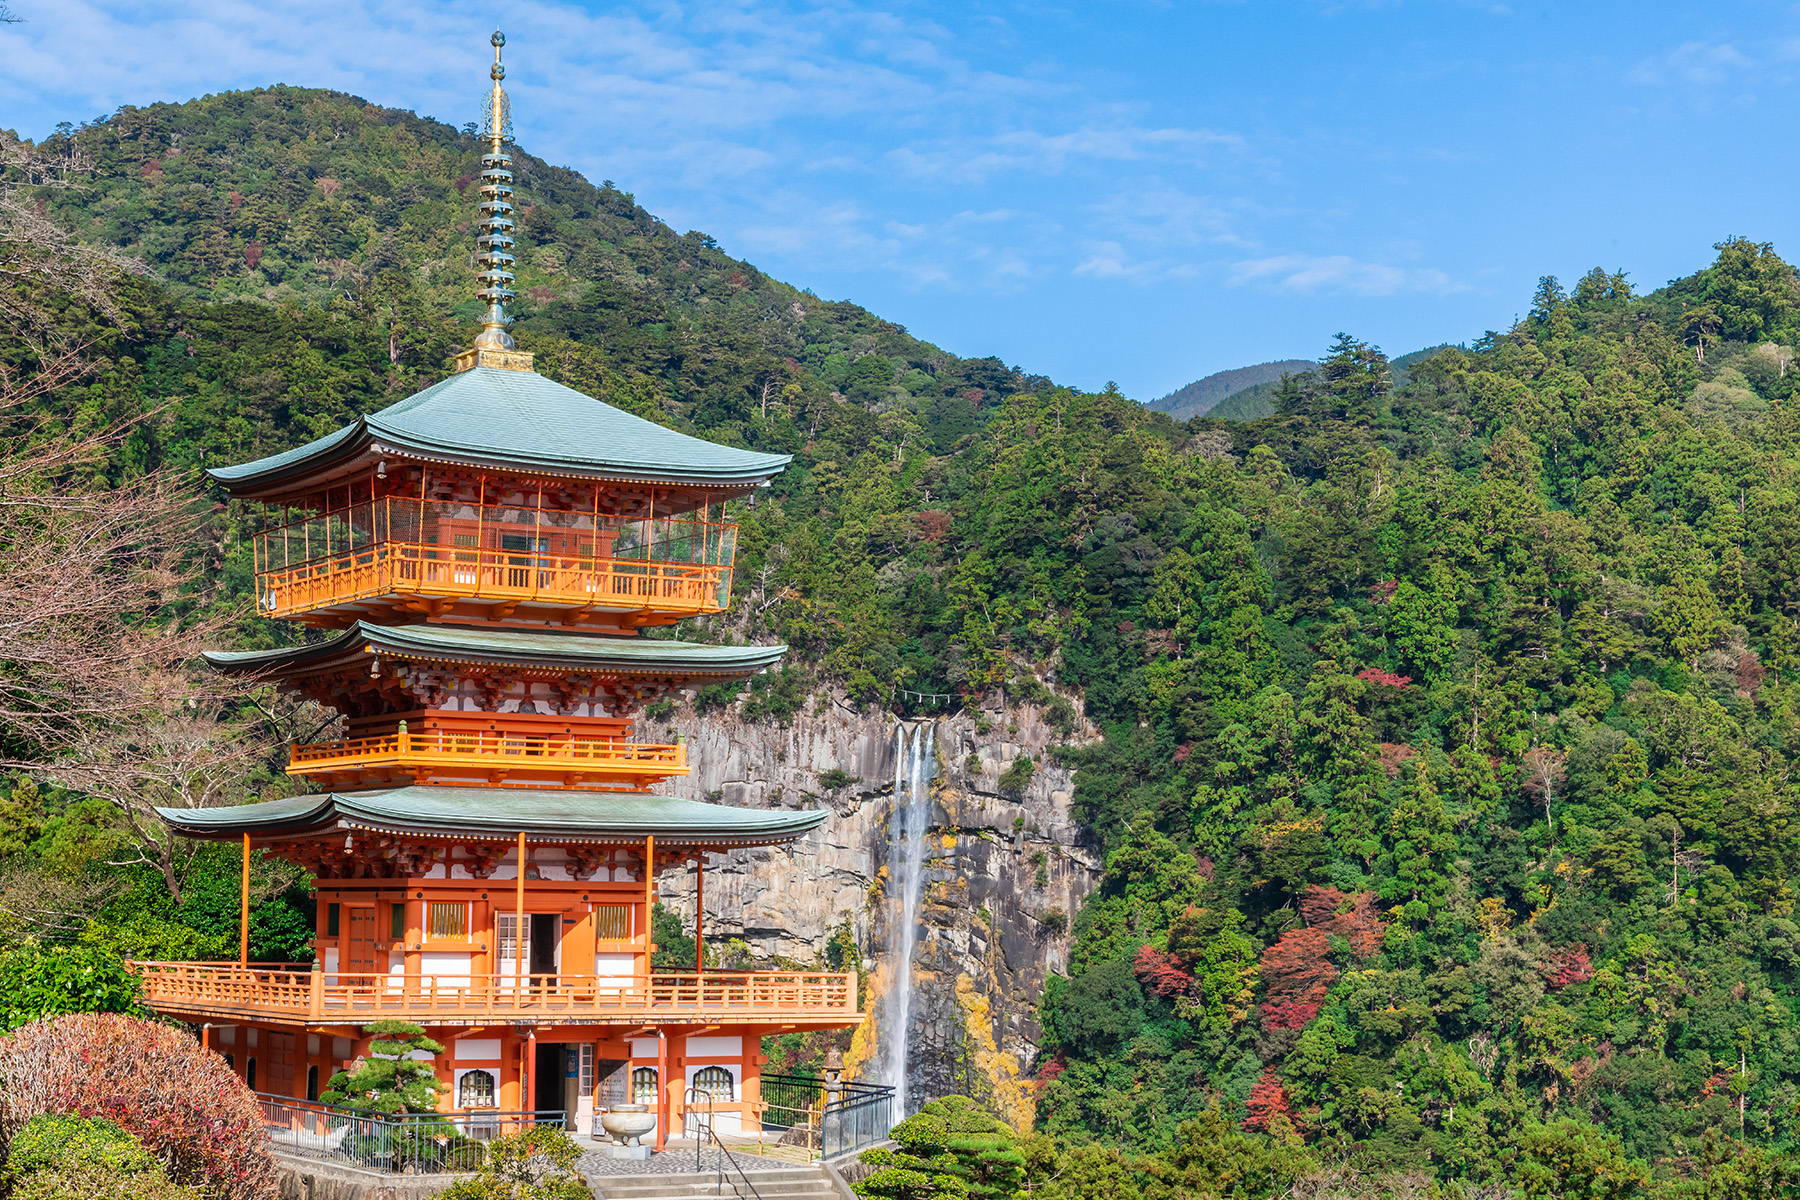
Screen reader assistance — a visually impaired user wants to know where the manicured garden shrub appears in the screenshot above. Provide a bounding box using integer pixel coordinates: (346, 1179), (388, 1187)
(2, 1113), (202, 1200)
(0, 1012), (276, 1200)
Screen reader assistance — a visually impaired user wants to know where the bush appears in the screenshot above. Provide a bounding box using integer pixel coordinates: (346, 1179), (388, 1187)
(438, 1127), (590, 1200)
(855, 1095), (1024, 1200)
(0, 942), (144, 1033)
(997, 756), (1035, 798)
(0, 1013), (277, 1200)
(3, 1114), (203, 1200)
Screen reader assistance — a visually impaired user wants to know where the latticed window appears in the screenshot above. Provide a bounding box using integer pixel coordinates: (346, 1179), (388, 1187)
(631, 1067), (658, 1104)
(429, 903), (468, 941)
(595, 905), (630, 940)
(459, 1069), (497, 1107)
(693, 1066), (734, 1101)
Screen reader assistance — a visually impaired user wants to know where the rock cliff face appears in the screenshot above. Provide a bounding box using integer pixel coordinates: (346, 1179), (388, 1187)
(644, 695), (1104, 1126)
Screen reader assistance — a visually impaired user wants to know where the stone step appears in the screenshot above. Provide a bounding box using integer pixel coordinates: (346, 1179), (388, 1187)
(594, 1167), (837, 1200)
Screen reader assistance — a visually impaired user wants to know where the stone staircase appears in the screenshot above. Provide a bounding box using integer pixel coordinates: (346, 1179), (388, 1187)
(593, 1164), (840, 1200)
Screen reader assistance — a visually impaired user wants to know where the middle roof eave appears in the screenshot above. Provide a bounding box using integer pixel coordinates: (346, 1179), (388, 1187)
(203, 622), (789, 677)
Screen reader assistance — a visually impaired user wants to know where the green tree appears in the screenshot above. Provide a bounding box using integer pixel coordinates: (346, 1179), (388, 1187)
(320, 1021), (448, 1114)
(1513, 1118), (1650, 1200)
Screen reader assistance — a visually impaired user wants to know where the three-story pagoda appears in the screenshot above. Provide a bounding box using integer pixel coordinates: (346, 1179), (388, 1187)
(134, 32), (859, 1146)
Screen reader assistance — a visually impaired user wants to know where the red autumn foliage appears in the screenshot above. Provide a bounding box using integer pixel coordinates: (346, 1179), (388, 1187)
(1545, 944), (1594, 990)
(1037, 1054), (1067, 1094)
(1259, 927), (1336, 1029)
(1298, 884), (1348, 929)
(1173, 742), (1195, 764)
(1375, 742), (1416, 777)
(1368, 579), (1399, 606)
(913, 510), (953, 543)
(1357, 667), (1414, 689)
(243, 240), (264, 271)
(1298, 884), (1387, 958)
(0, 1013), (277, 1199)
(1242, 1067), (1296, 1132)
(1134, 944), (1195, 1000)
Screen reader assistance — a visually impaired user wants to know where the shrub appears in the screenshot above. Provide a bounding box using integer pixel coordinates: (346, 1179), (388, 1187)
(438, 1126), (590, 1200)
(855, 1095), (1025, 1200)
(997, 755), (1034, 798)
(0, 1012), (277, 1200)
(3, 1114), (203, 1200)
(0, 942), (144, 1033)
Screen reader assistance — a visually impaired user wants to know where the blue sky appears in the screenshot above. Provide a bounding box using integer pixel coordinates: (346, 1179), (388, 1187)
(5, 1), (1800, 400)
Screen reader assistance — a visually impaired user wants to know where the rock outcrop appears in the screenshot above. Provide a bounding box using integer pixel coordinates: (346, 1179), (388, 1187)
(645, 693), (1104, 1126)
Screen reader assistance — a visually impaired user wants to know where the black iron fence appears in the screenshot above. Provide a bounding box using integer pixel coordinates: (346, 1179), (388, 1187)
(759, 1073), (895, 1160)
(255, 1092), (564, 1174)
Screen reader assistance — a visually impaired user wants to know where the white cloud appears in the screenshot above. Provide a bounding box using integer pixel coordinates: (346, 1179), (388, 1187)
(1627, 41), (1755, 86)
(1228, 253), (1465, 296)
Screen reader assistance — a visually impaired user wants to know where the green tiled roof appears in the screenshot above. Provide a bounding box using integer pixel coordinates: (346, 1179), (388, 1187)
(208, 367), (791, 493)
(204, 622), (787, 677)
(155, 786), (826, 846)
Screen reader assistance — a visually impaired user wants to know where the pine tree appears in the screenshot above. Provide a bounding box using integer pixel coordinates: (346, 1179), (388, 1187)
(320, 1021), (448, 1114)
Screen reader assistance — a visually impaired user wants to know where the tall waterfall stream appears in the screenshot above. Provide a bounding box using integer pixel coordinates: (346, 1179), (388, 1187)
(883, 721), (935, 1117)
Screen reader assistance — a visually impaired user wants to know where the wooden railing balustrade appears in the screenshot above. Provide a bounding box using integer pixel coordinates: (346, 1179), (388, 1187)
(130, 962), (858, 1022)
(257, 542), (731, 619)
(288, 730), (687, 782)
(252, 499), (738, 619)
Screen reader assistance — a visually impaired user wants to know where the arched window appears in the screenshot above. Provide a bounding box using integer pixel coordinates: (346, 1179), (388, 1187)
(459, 1069), (497, 1108)
(693, 1066), (734, 1101)
(246, 1057), (257, 1090)
(631, 1067), (659, 1105)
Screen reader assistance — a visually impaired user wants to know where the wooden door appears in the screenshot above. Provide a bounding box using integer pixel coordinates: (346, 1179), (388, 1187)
(347, 908), (378, 976)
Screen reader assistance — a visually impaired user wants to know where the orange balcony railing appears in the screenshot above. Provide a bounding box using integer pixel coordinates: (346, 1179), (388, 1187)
(131, 962), (861, 1025)
(251, 498), (737, 621)
(288, 730), (686, 787)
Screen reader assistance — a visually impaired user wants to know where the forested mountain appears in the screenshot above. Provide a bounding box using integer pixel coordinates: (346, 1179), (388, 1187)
(1149, 359), (1314, 420)
(10, 85), (1800, 1195)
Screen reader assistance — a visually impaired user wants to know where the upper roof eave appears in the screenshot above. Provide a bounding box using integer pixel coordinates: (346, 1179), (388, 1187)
(207, 368), (792, 499)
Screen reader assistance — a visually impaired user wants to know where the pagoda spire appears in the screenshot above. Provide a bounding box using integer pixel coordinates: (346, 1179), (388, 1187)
(456, 29), (533, 373)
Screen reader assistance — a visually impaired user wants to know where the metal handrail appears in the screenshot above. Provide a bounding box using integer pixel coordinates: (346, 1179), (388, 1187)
(253, 1091), (564, 1175)
(758, 1073), (895, 1160)
(684, 1086), (764, 1200)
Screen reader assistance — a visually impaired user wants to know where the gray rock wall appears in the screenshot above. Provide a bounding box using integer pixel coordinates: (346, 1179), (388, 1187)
(643, 694), (1104, 1126)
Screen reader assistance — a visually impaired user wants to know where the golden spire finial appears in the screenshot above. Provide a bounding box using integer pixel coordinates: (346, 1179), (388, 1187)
(457, 29), (533, 372)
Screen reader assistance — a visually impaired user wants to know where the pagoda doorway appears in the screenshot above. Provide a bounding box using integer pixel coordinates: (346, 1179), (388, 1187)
(346, 907), (379, 975)
(534, 1040), (566, 1122)
(496, 913), (562, 990)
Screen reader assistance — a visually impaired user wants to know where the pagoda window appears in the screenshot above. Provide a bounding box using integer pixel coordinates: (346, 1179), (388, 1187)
(327, 903), (340, 937)
(246, 1057), (257, 1091)
(391, 905), (406, 940)
(631, 1067), (658, 1105)
(693, 1066), (734, 1102)
(459, 1069), (497, 1108)
(595, 905), (630, 941)
(429, 902), (469, 941)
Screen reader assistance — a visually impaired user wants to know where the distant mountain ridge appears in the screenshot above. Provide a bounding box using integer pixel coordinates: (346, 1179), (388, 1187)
(1146, 359), (1315, 420)
(1155, 344), (1464, 423)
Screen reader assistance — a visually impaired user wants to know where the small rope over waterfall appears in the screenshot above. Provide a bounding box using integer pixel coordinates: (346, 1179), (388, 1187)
(883, 721), (935, 1118)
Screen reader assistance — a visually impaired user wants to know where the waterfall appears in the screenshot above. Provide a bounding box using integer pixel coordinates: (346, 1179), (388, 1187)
(884, 721), (934, 1118)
